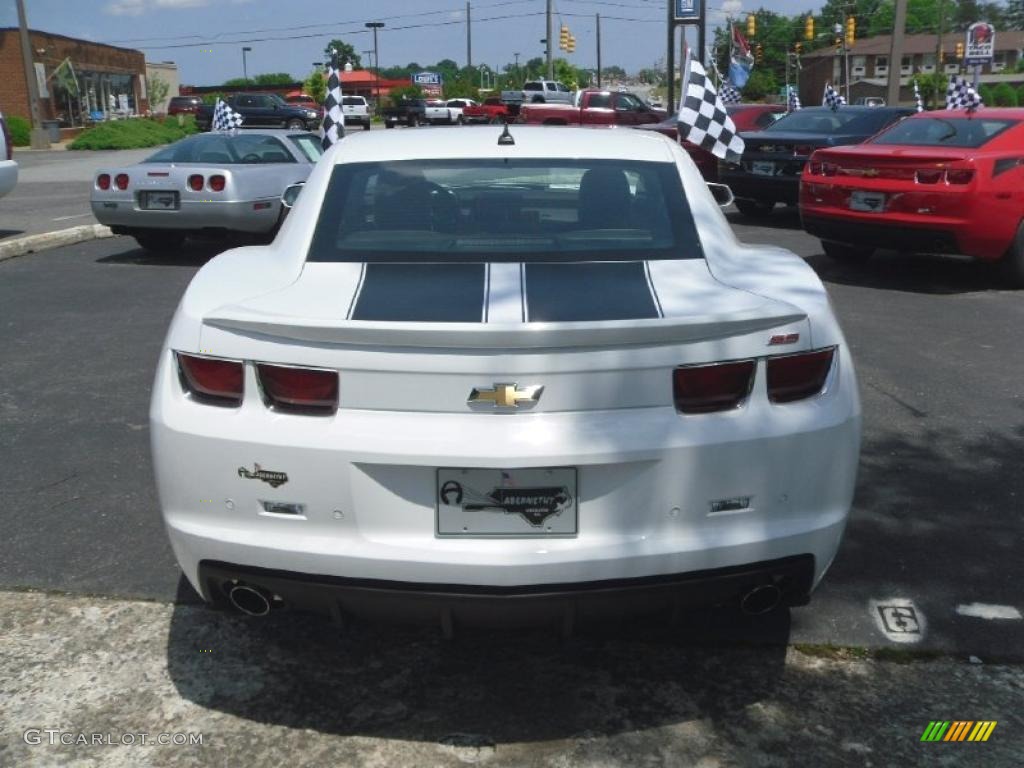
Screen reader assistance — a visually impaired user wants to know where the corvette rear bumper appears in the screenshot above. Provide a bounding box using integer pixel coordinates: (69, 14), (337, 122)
(92, 198), (280, 234)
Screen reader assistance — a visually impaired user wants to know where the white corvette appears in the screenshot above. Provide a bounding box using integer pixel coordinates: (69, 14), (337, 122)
(151, 126), (861, 627)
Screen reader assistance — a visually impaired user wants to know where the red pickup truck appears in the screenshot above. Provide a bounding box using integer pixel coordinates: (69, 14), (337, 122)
(462, 98), (510, 124)
(519, 90), (666, 126)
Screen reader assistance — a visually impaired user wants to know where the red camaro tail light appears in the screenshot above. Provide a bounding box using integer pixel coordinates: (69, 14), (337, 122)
(766, 348), (835, 404)
(673, 360), (756, 414)
(945, 168), (974, 184)
(97, 174), (111, 190)
(177, 354), (244, 406)
(257, 364), (338, 414)
(915, 169), (943, 184)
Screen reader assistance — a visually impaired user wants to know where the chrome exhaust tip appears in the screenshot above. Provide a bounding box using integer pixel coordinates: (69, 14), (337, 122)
(227, 584), (272, 617)
(740, 584), (782, 616)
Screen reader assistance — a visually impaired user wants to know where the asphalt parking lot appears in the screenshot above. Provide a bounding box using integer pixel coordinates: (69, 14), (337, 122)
(2, 209), (1023, 765)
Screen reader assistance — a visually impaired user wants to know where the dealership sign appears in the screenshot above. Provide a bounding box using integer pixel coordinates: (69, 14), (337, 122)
(964, 22), (995, 67)
(673, 0), (702, 21)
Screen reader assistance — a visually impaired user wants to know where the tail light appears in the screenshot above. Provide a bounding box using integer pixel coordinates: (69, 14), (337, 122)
(257, 364), (338, 414)
(822, 163), (838, 177)
(177, 354), (244, 406)
(945, 168), (974, 184)
(807, 160), (823, 175)
(766, 348), (835, 404)
(793, 145), (815, 156)
(97, 173), (111, 190)
(673, 360), (756, 414)
(209, 174), (226, 192)
(915, 169), (943, 184)
(188, 174), (204, 191)
(115, 173), (130, 190)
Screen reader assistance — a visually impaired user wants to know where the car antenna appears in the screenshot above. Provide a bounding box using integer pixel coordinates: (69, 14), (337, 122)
(497, 122), (515, 146)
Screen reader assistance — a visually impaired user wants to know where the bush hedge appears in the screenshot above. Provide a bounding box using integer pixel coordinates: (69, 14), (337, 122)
(6, 115), (31, 147)
(68, 115), (198, 150)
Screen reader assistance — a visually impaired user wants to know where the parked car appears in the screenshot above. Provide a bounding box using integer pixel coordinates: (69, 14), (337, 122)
(284, 92), (324, 119)
(519, 89), (666, 127)
(521, 80), (574, 104)
(462, 97), (509, 124)
(445, 98), (478, 124)
(90, 129), (323, 252)
(195, 93), (321, 132)
(636, 104), (787, 181)
(342, 95), (371, 130)
(382, 97), (427, 128)
(720, 106), (914, 218)
(801, 108), (1024, 285)
(150, 127), (860, 627)
(423, 99), (454, 125)
(0, 114), (18, 199)
(167, 96), (204, 116)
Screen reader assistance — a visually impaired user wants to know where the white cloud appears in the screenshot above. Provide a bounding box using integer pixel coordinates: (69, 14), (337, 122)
(105, 0), (146, 16)
(721, 0), (743, 17)
(154, 0), (210, 7)
(106, 0), (235, 15)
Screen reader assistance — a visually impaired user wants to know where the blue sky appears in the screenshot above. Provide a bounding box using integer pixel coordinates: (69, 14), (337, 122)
(1, 0), (814, 86)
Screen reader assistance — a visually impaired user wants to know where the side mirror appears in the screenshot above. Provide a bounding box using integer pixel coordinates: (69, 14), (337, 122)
(707, 182), (734, 208)
(281, 182), (304, 210)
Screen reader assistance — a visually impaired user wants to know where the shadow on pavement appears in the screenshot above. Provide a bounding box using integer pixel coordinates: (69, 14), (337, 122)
(96, 239), (228, 267)
(0, 228), (25, 240)
(165, 596), (790, 741)
(807, 251), (1008, 295)
(725, 206), (804, 231)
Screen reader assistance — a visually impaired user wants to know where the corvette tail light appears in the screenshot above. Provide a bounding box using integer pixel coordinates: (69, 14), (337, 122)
(188, 174), (204, 191)
(673, 360), (756, 414)
(794, 145), (815, 156)
(766, 348), (835, 404)
(177, 353), (244, 406)
(97, 173), (111, 190)
(115, 173), (130, 190)
(945, 168), (974, 184)
(915, 169), (943, 184)
(257, 364), (338, 414)
(209, 174), (226, 192)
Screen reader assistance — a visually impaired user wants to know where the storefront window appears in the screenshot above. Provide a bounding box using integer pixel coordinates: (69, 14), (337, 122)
(48, 66), (139, 126)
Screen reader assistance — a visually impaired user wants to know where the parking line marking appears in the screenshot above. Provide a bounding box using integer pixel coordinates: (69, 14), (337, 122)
(52, 213), (92, 222)
(955, 603), (1022, 620)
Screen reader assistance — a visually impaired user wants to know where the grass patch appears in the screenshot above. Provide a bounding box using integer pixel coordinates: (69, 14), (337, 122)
(7, 115), (30, 147)
(794, 643), (951, 663)
(69, 116), (198, 150)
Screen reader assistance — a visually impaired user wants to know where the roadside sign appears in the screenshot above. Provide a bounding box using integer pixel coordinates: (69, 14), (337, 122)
(964, 22), (995, 67)
(413, 71), (442, 86)
(674, 0), (701, 21)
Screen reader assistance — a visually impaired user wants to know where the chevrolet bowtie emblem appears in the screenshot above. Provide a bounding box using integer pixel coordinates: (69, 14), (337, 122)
(469, 383), (543, 409)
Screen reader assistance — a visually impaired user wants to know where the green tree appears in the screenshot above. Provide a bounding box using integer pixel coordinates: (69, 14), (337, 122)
(1009, 0), (1024, 29)
(324, 40), (361, 69)
(992, 81), (1018, 105)
(304, 71), (327, 103)
(147, 75), (170, 112)
(918, 72), (949, 108)
(253, 73), (295, 86)
(741, 69), (778, 101)
(601, 65), (627, 79)
(388, 84), (424, 105)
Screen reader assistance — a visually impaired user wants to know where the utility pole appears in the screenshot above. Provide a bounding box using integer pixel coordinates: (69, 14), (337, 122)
(242, 46), (252, 83)
(887, 0), (907, 106)
(15, 0), (48, 149)
(466, 2), (472, 70)
(365, 21), (384, 107)
(596, 13), (602, 87)
(546, 0), (553, 79)
(667, 2), (675, 114)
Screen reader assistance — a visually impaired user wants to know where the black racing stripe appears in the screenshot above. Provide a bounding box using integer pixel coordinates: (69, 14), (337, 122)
(524, 261), (660, 322)
(350, 263), (486, 322)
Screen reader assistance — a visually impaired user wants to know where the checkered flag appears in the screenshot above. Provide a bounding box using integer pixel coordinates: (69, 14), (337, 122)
(321, 56), (345, 150)
(719, 82), (742, 104)
(913, 79), (924, 112)
(945, 75), (983, 111)
(787, 85), (802, 111)
(676, 58), (744, 164)
(211, 98), (243, 132)
(822, 83), (846, 111)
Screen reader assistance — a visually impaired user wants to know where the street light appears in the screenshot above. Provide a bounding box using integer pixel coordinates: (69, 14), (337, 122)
(365, 21), (385, 108)
(514, 52), (520, 85)
(242, 46), (252, 84)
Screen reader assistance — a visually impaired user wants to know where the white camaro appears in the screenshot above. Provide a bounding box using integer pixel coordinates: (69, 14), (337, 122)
(151, 126), (861, 627)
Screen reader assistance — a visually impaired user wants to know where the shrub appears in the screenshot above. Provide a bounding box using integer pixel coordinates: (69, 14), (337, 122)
(6, 115), (30, 146)
(1017, 83), (1024, 107)
(991, 82), (1017, 107)
(68, 117), (195, 150)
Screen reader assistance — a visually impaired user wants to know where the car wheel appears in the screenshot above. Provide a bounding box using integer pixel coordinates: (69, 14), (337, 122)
(134, 233), (186, 253)
(285, 119), (305, 130)
(385, 121), (394, 129)
(733, 199), (775, 218)
(457, 115), (466, 125)
(363, 121), (371, 131)
(489, 116), (505, 125)
(822, 241), (872, 261)
(1000, 220), (1024, 288)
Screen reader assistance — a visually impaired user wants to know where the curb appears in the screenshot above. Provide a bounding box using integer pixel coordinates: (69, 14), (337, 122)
(0, 224), (113, 263)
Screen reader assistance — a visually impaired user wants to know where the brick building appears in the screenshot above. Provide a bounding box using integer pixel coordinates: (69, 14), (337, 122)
(0, 28), (147, 130)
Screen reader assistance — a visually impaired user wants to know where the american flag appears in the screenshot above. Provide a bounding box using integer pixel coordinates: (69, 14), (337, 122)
(321, 52), (346, 150)
(822, 83), (846, 111)
(677, 58), (745, 164)
(211, 98), (243, 132)
(945, 75), (983, 111)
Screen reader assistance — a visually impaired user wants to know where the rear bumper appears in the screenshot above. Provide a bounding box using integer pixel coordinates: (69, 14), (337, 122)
(92, 198), (280, 234)
(802, 214), (962, 254)
(719, 170), (800, 204)
(199, 554), (816, 627)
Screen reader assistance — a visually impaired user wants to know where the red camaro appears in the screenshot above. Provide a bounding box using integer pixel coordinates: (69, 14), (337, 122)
(800, 108), (1024, 285)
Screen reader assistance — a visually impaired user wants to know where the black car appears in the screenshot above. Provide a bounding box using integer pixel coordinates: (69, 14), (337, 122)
(720, 106), (914, 217)
(381, 97), (428, 128)
(195, 93), (321, 132)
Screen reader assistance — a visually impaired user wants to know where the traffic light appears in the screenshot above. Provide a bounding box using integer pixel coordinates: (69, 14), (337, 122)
(747, 14), (756, 37)
(845, 16), (855, 47)
(567, 34), (576, 54)
(955, 41), (965, 59)
(559, 25), (570, 51)
(805, 16), (814, 41)
(755, 44), (764, 64)
(835, 37), (842, 54)
(794, 42), (803, 54)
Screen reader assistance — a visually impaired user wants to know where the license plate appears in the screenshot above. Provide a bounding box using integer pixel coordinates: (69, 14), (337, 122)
(141, 191), (179, 210)
(436, 467), (578, 537)
(751, 161), (776, 176)
(849, 190), (885, 212)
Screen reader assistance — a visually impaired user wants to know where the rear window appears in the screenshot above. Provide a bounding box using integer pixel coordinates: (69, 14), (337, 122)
(307, 159), (700, 263)
(342, 97), (365, 106)
(288, 134), (324, 162)
(871, 117), (1017, 148)
(523, 82), (543, 91)
(768, 109), (905, 135)
(144, 134), (297, 164)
